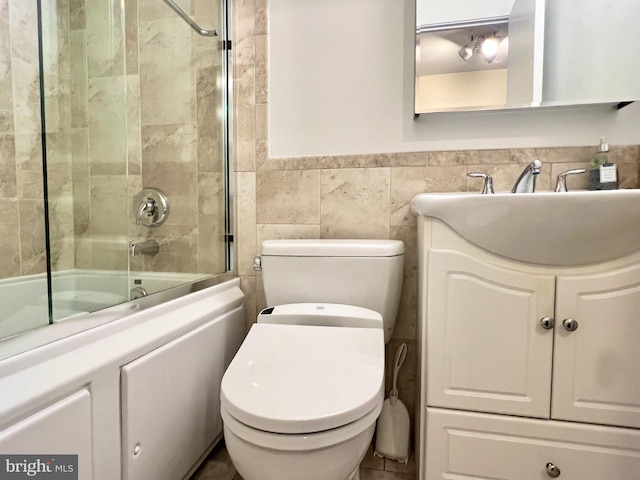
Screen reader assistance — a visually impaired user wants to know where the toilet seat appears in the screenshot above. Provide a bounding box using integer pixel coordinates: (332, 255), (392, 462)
(220, 322), (385, 434)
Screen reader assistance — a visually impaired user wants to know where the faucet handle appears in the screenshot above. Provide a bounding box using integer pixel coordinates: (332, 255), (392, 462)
(555, 168), (587, 192)
(467, 172), (495, 194)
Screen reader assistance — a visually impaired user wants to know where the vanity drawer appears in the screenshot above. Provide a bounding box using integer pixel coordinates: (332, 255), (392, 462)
(425, 407), (640, 480)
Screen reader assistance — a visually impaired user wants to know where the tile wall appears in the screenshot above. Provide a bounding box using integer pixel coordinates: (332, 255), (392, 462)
(0, 0), (228, 281)
(0, 0), (47, 279)
(231, 0), (640, 449)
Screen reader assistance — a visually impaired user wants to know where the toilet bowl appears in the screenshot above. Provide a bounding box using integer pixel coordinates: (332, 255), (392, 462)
(220, 239), (404, 480)
(221, 310), (386, 480)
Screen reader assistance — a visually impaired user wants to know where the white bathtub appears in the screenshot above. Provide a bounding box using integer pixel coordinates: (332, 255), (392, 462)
(0, 269), (209, 339)
(0, 278), (245, 480)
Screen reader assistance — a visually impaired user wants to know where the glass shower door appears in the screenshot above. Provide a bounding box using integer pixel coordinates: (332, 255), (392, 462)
(40, 0), (230, 322)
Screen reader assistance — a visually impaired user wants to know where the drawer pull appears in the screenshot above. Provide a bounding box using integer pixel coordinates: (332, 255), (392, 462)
(562, 318), (579, 332)
(540, 317), (555, 329)
(546, 462), (561, 478)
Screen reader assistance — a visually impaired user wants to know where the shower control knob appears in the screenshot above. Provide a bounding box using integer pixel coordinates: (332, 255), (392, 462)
(540, 317), (555, 329)
(546, 462), (561, 477)
(562, 318), (579, 332)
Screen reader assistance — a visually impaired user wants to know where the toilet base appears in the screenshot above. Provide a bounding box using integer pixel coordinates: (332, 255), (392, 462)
(223, 421), (374, 480)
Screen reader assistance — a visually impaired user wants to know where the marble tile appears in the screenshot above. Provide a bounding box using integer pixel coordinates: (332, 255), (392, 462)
(139, 17), (195, 125)
(71, 128), (90, 235)
(69, 0), (86, 30)
(234, 64), (256, 172)
(70, 30), (88, 128)
(11, 58), (41, 134)
(390, 225), (417, 341)
(139, 0), (192, 21)
(89, 233), (129, 270)
(14, 133), (42, 171)
(320, 168), (390, 239)
(8, 0), (39, 65)
(125, 0), (139, 75)
(18, 198), (47, 275)
(239, 275), (257, 331)
(89, 175), (128, 235)
(197, 66), (223, 173)
(235, 171), (256, 276)
(390, 167), (425, 227)
(256, 170), (320, 224)
(87, 76), (127, 175)
(85, 0), (125, 78)
(254, 0), (267, 35)
(233, 0), (255, 66)
(194, 0), (221, 69)
(429, 149), (479, 166)
(0, 0), (12, 123)
(141, 123), (197, 171)
(255, 103), (268, 169)
(127, 75), (142, 174)
(17, 169), (43, 199)
(0, 135), (16, 197)
(255, 35), (267, 104)
(256, 224), (321, 251)
(198, 172), (226, 274)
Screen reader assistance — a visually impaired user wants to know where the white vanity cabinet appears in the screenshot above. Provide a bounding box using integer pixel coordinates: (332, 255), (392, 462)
(416, 217), (640, 480)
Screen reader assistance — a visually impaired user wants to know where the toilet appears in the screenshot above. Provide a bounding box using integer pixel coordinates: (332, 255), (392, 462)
(220, 239), (404, 480)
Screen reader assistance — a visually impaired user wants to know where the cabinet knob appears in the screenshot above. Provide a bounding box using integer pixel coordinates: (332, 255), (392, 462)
(546, 462), (561, 477)
(562, 318), (579, 332)
(540, 317), (555, 329)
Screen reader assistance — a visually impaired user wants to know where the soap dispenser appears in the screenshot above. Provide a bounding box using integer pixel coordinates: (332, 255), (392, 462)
(588, 138), (618, 190)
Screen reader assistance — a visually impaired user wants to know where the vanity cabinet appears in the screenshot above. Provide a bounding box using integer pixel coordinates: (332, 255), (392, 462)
(416, 218), (640, 480)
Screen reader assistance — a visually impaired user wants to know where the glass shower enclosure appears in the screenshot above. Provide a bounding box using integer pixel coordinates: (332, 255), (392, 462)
(0, 0), (231, 340)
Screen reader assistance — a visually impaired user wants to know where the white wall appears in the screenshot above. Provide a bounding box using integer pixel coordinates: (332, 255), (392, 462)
(269, 0), (640, 158)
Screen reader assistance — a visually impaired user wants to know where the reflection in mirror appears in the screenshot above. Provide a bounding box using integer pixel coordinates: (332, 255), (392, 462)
(415, 0), (640, 114)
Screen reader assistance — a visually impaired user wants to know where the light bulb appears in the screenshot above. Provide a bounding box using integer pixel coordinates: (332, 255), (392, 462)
(481, 36), (500, 63)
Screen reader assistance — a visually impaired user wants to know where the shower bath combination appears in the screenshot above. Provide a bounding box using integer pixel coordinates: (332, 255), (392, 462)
(0, 0), (232, 340)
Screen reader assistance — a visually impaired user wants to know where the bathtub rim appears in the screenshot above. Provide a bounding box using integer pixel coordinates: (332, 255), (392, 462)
(0, 272), (236, 362)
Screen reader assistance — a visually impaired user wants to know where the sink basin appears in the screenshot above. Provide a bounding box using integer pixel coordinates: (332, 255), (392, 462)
(411, 190), (640, 266)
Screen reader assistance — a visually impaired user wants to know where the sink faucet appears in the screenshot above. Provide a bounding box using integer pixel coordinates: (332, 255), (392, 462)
(511, 159), (542, 193)
(130, 239), (160, 256)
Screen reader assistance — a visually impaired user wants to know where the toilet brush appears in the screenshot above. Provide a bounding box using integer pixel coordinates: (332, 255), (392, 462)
(374, 343), (410, 464)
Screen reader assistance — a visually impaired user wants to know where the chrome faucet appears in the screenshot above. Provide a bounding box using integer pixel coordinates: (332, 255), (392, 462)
(511, 159), (542, 193)
(129, 239), (160, 256)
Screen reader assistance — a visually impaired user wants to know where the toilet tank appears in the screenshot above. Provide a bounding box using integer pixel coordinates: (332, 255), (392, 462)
(260, 239), (404, 342)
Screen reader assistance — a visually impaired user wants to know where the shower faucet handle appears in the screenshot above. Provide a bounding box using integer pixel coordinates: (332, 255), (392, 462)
(467, 172), (495, 194)
(134, 188), (170, 227)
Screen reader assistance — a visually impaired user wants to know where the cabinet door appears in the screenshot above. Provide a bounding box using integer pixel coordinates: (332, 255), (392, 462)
(553, 264), (640, 428)
(426, 250), (555, 418)
(425, 407), (640, 480)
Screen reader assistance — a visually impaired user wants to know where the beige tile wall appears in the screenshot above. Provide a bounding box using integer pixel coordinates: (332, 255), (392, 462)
(232, 0), (640, 438)
(0, 0), (47, 279)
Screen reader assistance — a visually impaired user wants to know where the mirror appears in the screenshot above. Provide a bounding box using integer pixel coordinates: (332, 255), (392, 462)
(415, 0), (640, 114)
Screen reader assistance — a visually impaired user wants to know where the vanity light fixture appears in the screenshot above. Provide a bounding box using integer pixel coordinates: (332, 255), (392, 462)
(458, 35), (482, 61)
(458, 34), (503, 63)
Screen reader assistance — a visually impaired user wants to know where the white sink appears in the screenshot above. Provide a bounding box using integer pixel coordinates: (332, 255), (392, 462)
(411, 190), (640, 266)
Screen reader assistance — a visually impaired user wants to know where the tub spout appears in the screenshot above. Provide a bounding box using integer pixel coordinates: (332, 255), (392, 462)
(130, 239), (160, 256)
(511, 159), (542, 193)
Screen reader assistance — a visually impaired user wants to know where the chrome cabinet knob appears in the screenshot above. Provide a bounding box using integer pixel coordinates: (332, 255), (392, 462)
(546, 462), (561, 477)
(540, 317), (555, 329)
(562, 318), (579, 332)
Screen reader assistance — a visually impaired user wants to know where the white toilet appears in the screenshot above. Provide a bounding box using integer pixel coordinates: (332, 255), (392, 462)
(220, 239), (404, 480)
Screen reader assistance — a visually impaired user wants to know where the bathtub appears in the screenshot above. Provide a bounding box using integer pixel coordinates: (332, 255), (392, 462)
(0, 269), (210, 339)
(0, 277), (245, 480)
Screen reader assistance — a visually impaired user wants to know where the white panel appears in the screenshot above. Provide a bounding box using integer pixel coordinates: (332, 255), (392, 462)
(553, 263), (640, 428)
(0, 389), (93, 479)
(416, 0), (514, 26)
(426, 250), (555, 417)
(121, 309), (244, 480)
(426, 408), (640, 480)
(506, 0), (545, 106)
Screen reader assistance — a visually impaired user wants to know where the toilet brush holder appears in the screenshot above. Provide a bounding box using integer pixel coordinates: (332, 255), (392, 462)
(374, 343), (410, 464)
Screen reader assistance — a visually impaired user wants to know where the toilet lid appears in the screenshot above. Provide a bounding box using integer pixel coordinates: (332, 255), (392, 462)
(221, 323), (385, 434)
